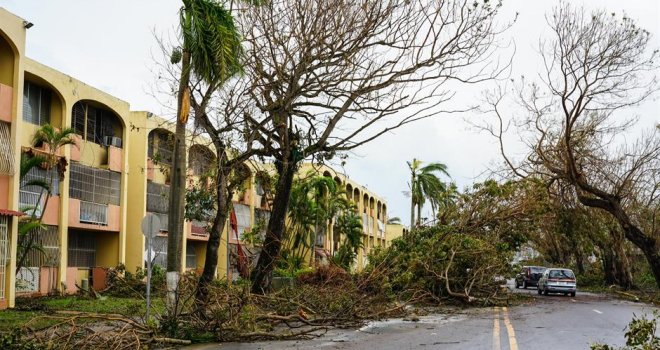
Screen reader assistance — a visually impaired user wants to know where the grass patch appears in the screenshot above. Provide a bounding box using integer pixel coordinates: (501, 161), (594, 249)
(0, 296), (166, 333)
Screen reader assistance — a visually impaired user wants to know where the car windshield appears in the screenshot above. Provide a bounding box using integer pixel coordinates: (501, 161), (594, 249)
(531, 267), (546, 273)
(549, 270), (575, 279)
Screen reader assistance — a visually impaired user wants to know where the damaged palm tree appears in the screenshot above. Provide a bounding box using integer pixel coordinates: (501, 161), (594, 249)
(166, 0), (243, 308)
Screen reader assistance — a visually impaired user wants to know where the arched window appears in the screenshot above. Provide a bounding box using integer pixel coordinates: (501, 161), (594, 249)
(72, 101), (123, 147)
(189, 145), (215, 176)
(147, 129), (174, 164)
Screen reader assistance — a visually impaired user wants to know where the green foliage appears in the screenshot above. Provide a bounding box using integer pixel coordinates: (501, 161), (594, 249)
(282, 173), (350, 268)
(625, 312), (659, 348)
(366, 224), (512, 303)
(180, 0), (243, 83)
(185, 181), (216, 223)
(0, 328), (42, 350)
(106, 264), (167, 297)
(332, 210), (363, 270)
(241, 218), (266, 246)
(591, 312), (659, 350)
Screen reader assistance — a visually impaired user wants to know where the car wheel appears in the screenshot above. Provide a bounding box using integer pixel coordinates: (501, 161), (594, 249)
(522, 281), (527, 289)
(543, 288), (549, 296)
(514, 280), (519, 289)
(570, 292), (576, 297)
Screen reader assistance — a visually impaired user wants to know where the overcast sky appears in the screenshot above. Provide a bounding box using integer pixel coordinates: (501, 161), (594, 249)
(1, 0), (658, 226)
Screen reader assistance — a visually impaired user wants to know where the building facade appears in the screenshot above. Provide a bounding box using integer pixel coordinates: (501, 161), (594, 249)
(0, 8), (406, 309)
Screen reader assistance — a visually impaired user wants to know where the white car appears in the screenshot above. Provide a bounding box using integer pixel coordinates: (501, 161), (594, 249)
(537, 268), (577, 297)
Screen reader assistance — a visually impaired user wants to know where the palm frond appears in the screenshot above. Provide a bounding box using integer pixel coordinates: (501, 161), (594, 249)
(20, 155), (45, 178)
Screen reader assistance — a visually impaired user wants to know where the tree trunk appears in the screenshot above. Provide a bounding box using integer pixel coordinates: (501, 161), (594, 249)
(251, 159), (297, 293)
(601, 229), (633, 289)
(578, 195), (660, 288)
(195, 170), (230, 303)
(410, 168), (415, 230)
(167, 48), (191, 273)
(574, 251), (585, 275)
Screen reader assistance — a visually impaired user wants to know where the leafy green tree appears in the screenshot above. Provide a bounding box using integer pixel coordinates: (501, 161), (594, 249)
(407, 159), (450, 227)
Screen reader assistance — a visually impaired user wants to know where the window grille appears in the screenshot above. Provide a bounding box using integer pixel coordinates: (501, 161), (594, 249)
(0, 216), (8, 300)
(152, 212), (169, 232)
(19, 190), (44, 217)
(146, 181), (169, 214)
(69, 162), (121, 206)
(86, 106), (97, 142)
(23, 225), (60, 267)
(67, 230), (96, 267)
(233, 204), (251, 240)
(150, 236), (168, 268)
(79, 201), (108, 225)
(0, 122), (14, 175)
(22, 81), (51, 125)
(186, 243), (197, 269)
(73, 103), (86, 137)
(16, 267), (40, 292)
(21, 158), (60, 195)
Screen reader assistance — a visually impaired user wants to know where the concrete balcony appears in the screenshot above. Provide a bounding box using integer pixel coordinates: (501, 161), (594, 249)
(68, 198), (121, 232)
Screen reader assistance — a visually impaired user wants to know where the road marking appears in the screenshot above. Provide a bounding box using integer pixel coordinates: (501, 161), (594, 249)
(593, 309), (603, 314)
(502, 307), (519, 350)
(493, 307), (501, 350)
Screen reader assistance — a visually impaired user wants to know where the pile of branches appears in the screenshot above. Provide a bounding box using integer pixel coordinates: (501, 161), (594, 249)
(366, 225), (512, 305)
(168, 265), (406, 342)
(9, 311), (190, 350)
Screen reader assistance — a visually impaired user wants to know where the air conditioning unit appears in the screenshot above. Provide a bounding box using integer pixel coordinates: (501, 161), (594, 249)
(103, 136), (122, 148)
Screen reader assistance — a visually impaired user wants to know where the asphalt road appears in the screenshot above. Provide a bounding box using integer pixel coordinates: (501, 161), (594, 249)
(187, 282), (658, 350)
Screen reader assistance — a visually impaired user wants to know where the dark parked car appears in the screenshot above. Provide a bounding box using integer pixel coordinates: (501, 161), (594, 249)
(538, 268), (577, 297)
(515, 266), (546, 289)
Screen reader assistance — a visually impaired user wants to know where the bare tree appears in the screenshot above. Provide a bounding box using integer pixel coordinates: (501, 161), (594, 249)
(237, 0), (513, 292)
(482, 4), (660, 287)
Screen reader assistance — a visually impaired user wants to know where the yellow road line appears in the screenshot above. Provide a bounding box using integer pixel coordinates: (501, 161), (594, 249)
(492, 307), (501, 350)
(502, 307), (519, 350)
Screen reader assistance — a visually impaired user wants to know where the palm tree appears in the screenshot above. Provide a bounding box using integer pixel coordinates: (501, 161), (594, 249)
(387, 217), (402, 225)
(168, 0), (243, 275)
(16, 125), (75, 273)
(332, 207), (364, 270)
(407, 158), (450, 228)
(284, 174), (348, 269)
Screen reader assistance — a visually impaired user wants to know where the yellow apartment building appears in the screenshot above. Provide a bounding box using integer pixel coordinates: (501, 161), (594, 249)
(0, 8), (130, 307)
(0, 8), (407, 308)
